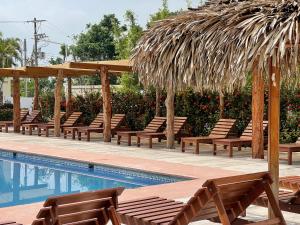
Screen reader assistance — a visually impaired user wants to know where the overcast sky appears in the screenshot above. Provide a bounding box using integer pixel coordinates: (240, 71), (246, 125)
(0, 0), (200, 65)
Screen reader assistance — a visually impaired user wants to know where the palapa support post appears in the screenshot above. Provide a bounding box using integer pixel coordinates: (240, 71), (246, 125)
(101, 66), (112, 142)
(165, 83), (175, 149)
(66, 77), (72, 117)
(219, 90), (225, 119)
(13, 76), (21, 133)
(268, 57), (280, 219)
(155, 87), (161, 116)
(252, 61), (265, 159)
(54, 70), (63, 137)
(33, 78), (39, 110)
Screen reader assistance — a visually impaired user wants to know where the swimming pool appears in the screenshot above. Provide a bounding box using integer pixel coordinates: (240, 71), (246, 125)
(0, 150), (189, 208)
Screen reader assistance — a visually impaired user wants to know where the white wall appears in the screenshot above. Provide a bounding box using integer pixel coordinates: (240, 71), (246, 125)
(4, 97), (33, 109)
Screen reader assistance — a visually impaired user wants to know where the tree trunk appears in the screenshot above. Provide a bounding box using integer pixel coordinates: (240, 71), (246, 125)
(155, 87), (161, 117)
(252, 61), (265, 159)
(33, 78), (39, 110)
(101, 67), (112, 142)
(54, 71), (63, 137)
(66, 77), (72, 117)
(268, 57), (280, 219)
(219, 91), (225, 119)
(13, 77), (21, 133)
(165, 85), (175, 149)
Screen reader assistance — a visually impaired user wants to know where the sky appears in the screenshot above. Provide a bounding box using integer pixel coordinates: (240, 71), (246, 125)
(0, 0), (200, 65)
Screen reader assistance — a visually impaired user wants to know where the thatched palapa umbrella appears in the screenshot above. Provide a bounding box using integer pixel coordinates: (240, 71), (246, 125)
(132, 0), (300, 218)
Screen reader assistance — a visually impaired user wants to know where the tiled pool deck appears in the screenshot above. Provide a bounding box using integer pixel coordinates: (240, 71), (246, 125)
(0, 131), (300, 224)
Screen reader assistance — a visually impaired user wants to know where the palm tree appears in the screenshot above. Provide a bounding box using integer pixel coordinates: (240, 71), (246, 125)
(0, 33), (21, 105)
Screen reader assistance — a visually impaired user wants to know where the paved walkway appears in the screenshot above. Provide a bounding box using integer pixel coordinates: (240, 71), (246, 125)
(0, 131), (299, 224)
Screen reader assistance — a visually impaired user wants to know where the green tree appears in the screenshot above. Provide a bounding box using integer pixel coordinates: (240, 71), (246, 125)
(0, 33), (21, 104)
(113, 10), (143, 93)
(71, 14), (119, 61)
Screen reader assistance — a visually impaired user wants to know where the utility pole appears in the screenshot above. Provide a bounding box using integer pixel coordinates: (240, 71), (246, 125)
(26, 18), (46, 110)
(26, 18), (46, 66)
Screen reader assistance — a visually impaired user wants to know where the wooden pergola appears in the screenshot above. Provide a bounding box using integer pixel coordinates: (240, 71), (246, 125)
(0, 60), (132, 140)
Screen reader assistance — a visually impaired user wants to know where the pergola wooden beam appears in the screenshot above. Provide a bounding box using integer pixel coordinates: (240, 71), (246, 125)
(66, 60), (132, 72)
(0, 66), (99, 78)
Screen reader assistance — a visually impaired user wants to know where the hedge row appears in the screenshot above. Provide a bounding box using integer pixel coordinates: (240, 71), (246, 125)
(3, 88), (300, 143)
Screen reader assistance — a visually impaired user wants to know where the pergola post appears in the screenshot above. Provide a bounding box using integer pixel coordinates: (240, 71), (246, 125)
(12, 76), (21, 133)
(155, 87), (161, 116)
(66, 77), (72, 117)
(252, 61), (265, 159)
(219, 90), (225, 119)
(268, 57), (280, 218)
(54, 70), (63, 137)
(33, 78), (39, 110)
(165, 84), (175, 149)
(101, 66), (112, 142)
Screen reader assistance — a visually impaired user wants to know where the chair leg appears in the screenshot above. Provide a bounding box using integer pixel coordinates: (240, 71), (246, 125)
(22, 126), (25, 135)
(87, 131), (90, 142)
(117, 135), (121, 145)
(72, 130), (75, 140)
(137, 136), (141, 147)
(29, 127), (32, 135)
(38, 128), (41, 136)
(46, 128), (49, 137)
(213, 143), (217, 155)
(127, 135), (131, 146)
(181, 140), (185, 153)
(229, 144), (233, 157)
(195, 141), (200, 154)
(5, 124), (8, 133)
(149, 137), (153, 148)
(64, 130), (67, 139)
(288, 150), (293, 165)
(78, 132), (82, 140)
(238, 145), (242, 151)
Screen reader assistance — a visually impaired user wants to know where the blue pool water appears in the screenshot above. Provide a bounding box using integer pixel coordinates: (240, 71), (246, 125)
(0, 150), (188, 208)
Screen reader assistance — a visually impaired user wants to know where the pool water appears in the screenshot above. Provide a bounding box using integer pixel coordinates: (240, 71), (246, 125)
(0, 150), (188, 208)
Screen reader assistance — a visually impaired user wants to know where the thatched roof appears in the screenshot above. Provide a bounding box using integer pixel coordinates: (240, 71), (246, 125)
(132, 0), (300, 91)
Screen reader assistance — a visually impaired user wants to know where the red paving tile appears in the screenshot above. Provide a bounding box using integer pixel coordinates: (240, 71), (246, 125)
(0, 141), (239, 224)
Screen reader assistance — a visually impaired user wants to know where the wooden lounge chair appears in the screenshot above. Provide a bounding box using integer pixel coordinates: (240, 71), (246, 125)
(21, 112), (66, 135)
(0, 109), (30, 133)
(278, 138), (300, 165)
(63, 113), (104, 139)
(212, 120), (268, 157)
(254, 176), (300, 214)
(3, 187), (124, 225)
(117, 172), (286, 225)
(181, 118), (236, 154)
(38, 112), (82, 137)
(279, 176), (300, 191)
(117, 117), (166, 146)
(77, 114), (126, 142)
(136, 117), (188, 148)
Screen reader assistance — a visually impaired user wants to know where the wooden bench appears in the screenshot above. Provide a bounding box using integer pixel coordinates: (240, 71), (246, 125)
(136, 117), (188, 148)
(64, 113), (104, 139)
(117, 117), (166, 146)
(117, 172), (286, 225)
(77, 114), (126, 141)
(212, 120), (268, 157)
(181, 118), (236, 154)
(279, 138), (300, 165)
(38, 112), (82, 137)
(21, 112), (66, 135)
